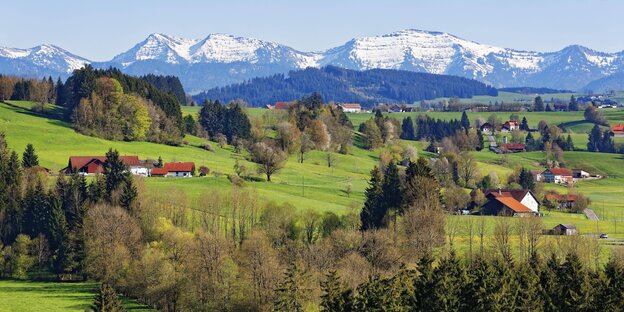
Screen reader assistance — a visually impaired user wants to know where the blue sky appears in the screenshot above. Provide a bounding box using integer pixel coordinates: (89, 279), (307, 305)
(1, 0), (622, 61)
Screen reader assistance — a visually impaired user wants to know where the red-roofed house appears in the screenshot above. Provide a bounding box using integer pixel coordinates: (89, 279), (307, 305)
(481, 189), (540, 216)
(542, 168), (573, 184)
(545, 193), (578, 209)
(611, 124), (624, 137)
(274, 101), (294, 110)
(500, 143), (526, 153)
(339, 103), (362, 113)
(62, 156), (147, 176)
(502, 121), (519, 132)
(150, 162), (195, 177)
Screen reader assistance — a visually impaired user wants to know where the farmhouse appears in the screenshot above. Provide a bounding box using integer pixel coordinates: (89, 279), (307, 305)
(531, 170), (543, 182)
(573, 169), (590, 179)
(274, 101), (294, 110)
(611, 124), (624, 137)
(500, 143), (526, 153)
(339, 103), (362, 113)
(552, 224), (577, 236)
(479, 122), (493, 133)
(62, 156), (147, 176)
(542, 168), (573, 184)
(502, 121), (519, 132)
(150, 162), (195, 177)
(545, 193), (577, 209)
(481, 189), (539, 216)
(388, 104), (402, 113)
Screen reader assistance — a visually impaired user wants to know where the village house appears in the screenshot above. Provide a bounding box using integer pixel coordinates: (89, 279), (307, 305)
(388, 104), (403, 113)
(479, 122), (493, 133)
(572, 169), (590, 179)
(500, 143), (526, 153)
(62, 156), (147, 176)
(552, 224), (577, 236)
(501, 121), (519, 132)
(531, 170), (543, 182)
(481, 189), (540, 216)
(611, 124), (624, 137)
(339, 103), (362, 113)
(150, 162), (195, 177)
(542, 168), (573, 184)
(545, 193), (578, 209)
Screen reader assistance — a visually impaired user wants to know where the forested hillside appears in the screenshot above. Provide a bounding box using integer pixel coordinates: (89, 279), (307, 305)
(193, 66), (498, 107)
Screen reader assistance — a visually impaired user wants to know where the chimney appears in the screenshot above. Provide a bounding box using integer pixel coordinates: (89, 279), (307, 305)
(498, 188), (501, 195)
(503, 136), (508, 144)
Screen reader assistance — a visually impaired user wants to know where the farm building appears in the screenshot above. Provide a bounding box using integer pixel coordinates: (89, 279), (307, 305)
(481, 189), (539, 216)
(573, 169), (590, 179)
(150, 162), (195, 177)
(542, 168), (573, 184)
(545, 193), (578, 209)
(502, 121), (519, 132)
(611, 124), (624, 137)
(339, 103), (362, 113)
(500, 143), (526, 153)
(62, 156), (148, 176)
(552, 224), (577, 236)
(531, 170), (543, 182)
(479, 122), (493, 133)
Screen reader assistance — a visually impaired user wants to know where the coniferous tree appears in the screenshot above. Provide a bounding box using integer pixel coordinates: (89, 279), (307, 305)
(382, 162), (403, 230)
(274, 262), (307, 312)
(559, 252), (594, 311)
(565, 134), (574, 151)
(91, 283), (126, 312)
(534, 96), (545, 111)
(400, 117), (415, 140)
(541, 254), (561, 312)
(465, 257), (498, 312)
(22, 179), (50, 237)
(119, 178), (138, 212)
(545, 103), (553, 112)
(156, 156), (163, 168)
(601, 130), (615, 153)
(103, 149), (128, 198)
(360, 166), (385, 231)
(601, 255), (624, 310)
(354, 276), (387, 311)
(22, 143), (39, 168)
(320, 270), (354, 312)
(519, 168), (535, 191)
(461, 111), (471, 130)
(430, 252), (466, 311)
(568, 95), (578, 111)
(587, 125), (602, 152)
(525, 132), (536, 151)
(520, 117), (530, 131)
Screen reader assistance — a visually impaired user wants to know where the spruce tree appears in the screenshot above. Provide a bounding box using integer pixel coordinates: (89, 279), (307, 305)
(22, 179), (50, 237)
(274, 262), (307, 312)
(520, 117), (529, 131)
(525, 132), (536, 151)
(104, 149), (128, 198)
(568, 95), (578, 111)
(119, 177), (138, 212)
(382, 162), (403, 231)
(22, 143), (39, 168)
(587, 125), (602, 152)
(534, 96), (545, 111)
(91, 283), (125, 312)
(559, 252), (594, 311)
(360, 166), (385, 230)
(601, 255), (624, 310)
(566, 134), (574, 151)
(400, 117), (415, 140)
(430, 252), (466, 311)
(461, 111), (471, 130)
(545, 103), (553, 112)
(320, 270), (354, 312)
(354, 276), (386, 311)
(541, 254), (561, 312)
(519, 168), (535, 191)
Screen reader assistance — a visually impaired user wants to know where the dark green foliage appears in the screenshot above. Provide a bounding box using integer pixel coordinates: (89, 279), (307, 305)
(22, 179), (50, 237)
(534, 96), (545, 111)
(199, 100), (251, 143)
(520, 116), (530, 131)
(382, 162), (403, 229)
(429, 252), (466, 311)
(588, 125), (615, 153)
(461, 111), (471, 130)
(183, 115), (197, 135)
(403, 157), (440, 209)
(193, 66), (498, 107)
(91, 283), (126, 312)
(104, 149), (129, 198)
(119, 178), (138, 212)
(568, 95), (579, 111)
(140, 73), (186, 104)
(274, 262), (307, 312)
(525, 132), (539, 151)
(545, 103), (553, 112)
(415, 114), (463, 141)
(400, 116), (415, 140)
(558, 253), (595, 311)
(360, 166), (385, 231)
(519, 167), (535, 192)
(320, 270), (354, 312)
(353, 276), (387, 311)
(601, 256), (624, 311)
(0, 138), (23, 244)
(11, 79), (32, 101)
(22, 143), (39, 168)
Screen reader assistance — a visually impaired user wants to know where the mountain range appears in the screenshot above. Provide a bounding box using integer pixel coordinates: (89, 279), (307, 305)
(2, 29), (624, 93)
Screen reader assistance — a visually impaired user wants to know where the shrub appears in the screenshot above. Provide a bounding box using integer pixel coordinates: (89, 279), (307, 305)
(199, 165), (210, 177)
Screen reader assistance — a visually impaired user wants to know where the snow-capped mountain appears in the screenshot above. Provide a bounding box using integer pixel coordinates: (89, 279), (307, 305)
(3, 29), (624, 92)
(0, 44), (89, 79)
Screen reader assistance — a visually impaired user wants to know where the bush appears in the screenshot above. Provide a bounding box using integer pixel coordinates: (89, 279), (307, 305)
(199, 165), (210, 176)
(227, 174), (246, 187)
(202, 143), (214, 152)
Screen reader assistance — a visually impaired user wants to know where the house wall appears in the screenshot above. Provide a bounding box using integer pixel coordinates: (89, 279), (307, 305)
(167, 171), (192, 177)
(130, 167), (149, 177)
(520, 193), (539, 212)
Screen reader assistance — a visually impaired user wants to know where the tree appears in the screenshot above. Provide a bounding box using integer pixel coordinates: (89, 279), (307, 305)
(382, 162), (403, 231)
(444, 186), (471, 213)
(104, 149), (128, 198)
(119, 178), (138, 212)
(183, 115), (197, 135)
(457, 153), (479, 187)
(400, 116), (415, 140)
(249, 142), (287, 182)
(568, 95), (578, 111)
(520, 117), (529, 131)
(461, 111), (471, 130)
(360, 166), (385, 231)
(320, 270), (354, 312)
(587, 125), (602, 152)
(571, 193), (590, 213)
(274, 262), (307, 312)
(22, 144), (39, 168)
(91, 283), (126, 312)
(545, 103), (553, 112)
(519, 168), (535, 192)
(359, 118), (383, 150)
(534, 96), (544, 111)
(298, 132), (313, 164)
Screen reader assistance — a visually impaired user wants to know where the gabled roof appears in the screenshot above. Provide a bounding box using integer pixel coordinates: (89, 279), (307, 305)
(68, 156), (140, 169)
(163, 162), (195, 172)
(494, 196), (533, 213)
(546, 193), (578, 202)
(480, 122), (493, 129)
(340, 103), (361, 108)
(556, 223), (577, 230)
(545, 168), (573, 176)
(150, 168), (169, 176)
(612, 124), (624, 132)
(501, 143), (526, 150)
(275, 101), (293, 110)
(485, 189), (530, 202)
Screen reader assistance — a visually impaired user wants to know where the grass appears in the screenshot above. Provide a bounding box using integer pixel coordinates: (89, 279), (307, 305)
(0, 280), (152, 312)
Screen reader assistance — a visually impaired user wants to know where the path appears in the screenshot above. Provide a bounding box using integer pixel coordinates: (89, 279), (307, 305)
(584, 209), (599, 221)
(486, 134), (501, 154)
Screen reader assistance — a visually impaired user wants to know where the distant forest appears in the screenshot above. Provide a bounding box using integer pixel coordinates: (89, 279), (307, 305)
(499, 87), (575, 94)
(193, 66), (498, 107)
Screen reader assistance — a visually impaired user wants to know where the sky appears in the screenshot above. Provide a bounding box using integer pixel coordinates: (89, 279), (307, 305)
(1, 0), (622, 61)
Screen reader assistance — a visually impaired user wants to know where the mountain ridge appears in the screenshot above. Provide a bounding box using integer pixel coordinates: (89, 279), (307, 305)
(2, 29), (624, 92)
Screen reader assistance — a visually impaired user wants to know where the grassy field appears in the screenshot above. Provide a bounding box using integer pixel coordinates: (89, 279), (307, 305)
(0, 280), (152, 312)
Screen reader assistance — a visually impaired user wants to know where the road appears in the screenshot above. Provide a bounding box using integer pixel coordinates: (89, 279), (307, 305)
(486, 134), (501, 153)
(584, 209), (599, 221)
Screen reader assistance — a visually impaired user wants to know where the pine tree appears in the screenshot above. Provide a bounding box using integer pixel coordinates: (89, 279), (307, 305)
(559, 252), (594, 311)
(156, 156), (163, 168)
(520, 117), (529, 131)
(464, 257), (499, 312)
(534, 96), (545, 111)
(430, 252), (466, 311)
(414, 256), (435, 310)
(541, 254), (561, 312)
(566, 134), (574, 151)
(400, 117), (415, 140)
(274, 262), (307, 312)
(568, 95), (578, 111)
(354, 276), (387, 311)
(519, 168), (535, 191)
(119, 177), (138, 212)
(601, 130), (615, 153)
(461, 111), (471, 130)
(600, 255), (624, 310)
(382, 162), (403, 231)
(320, 270), (354, 312)
(91, 283), (125, 312)
(360, 166), (385, 231)
(22, 143), (39, 168)
(545, 103), (553, 112)
(104, 149), (128, 198)
(587, 125), (602, 152)
(22, 179), (50, 237)
(525, 132), (536, 151)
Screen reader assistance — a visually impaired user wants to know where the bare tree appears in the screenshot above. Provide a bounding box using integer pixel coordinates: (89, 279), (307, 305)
(492, 219), (513, 263)
(249, 142), (287, 182)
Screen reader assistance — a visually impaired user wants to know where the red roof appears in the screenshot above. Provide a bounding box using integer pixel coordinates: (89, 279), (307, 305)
(501, 143), (526, 150)
(275, 102), (293, 110)
(163, 162), (195, 172)
(67, 156), (140, 171)
(485, 189), (531, 202)
(150, 168), (169, 176)
(341, 103), (361, 108)
(546, 193), (578, 202)
(547, 168), (573, 176)
(494, 196), (533, 213)
(612, 124), (624, 135)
